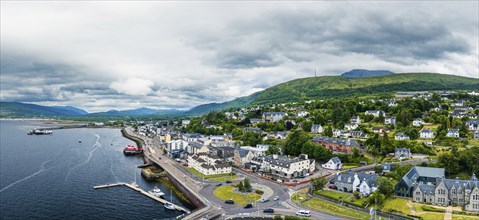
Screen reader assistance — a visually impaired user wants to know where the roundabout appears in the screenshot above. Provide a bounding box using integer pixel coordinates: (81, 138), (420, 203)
(212, 182), (274, 206)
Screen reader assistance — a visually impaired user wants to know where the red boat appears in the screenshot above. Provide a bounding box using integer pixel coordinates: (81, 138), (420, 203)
(123, 145), (143, 156)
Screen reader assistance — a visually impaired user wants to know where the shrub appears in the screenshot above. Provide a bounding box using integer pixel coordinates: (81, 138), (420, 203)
(274, 215), (283, 220)
(255, 189), (264, 195)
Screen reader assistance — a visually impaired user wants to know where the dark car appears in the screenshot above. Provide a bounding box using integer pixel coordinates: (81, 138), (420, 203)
(244, 204), (253, 209)
(225, 200), (234, 204)
(225, 180), (232, 183)
(263, 208), (275, 213)
(216, 183), (222, 186)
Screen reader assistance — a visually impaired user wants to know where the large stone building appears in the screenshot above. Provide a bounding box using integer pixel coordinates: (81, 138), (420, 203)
(412, 174), (479, 212)
(187, 153), (232, 176)
(250, 154), (315, 179)
(312, 136), (359, 154)
(334, 171), (378, 196)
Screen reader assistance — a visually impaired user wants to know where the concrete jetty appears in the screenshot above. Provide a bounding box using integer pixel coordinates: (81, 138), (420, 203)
(93, 182), (189, 213)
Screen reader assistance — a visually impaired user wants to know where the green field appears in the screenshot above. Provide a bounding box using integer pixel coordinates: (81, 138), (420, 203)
(187, 168), (237, 182)
(291, 193), (310, 203)
(316, 190), (350, 201)
(417, 212), (445, 220)
(302, 198), (370, 220)
(452, 215), (479, 220)
(382, 197), (411, 215)
(213, 185), (261, 206)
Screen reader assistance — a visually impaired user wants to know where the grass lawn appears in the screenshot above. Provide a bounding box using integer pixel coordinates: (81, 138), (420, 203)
(452, 215), (479, 220)
(342, 163), (359, 169)
(382, 197), (411, 215)
(345, 196), (370, 208)
(316, 190), (350, 201)
(213, 185), (261, 206)
(302, 198), (370, 220)
(417, 212), (444, 220)
(187, 168), (237, 182)
(291, 193), (310, 203)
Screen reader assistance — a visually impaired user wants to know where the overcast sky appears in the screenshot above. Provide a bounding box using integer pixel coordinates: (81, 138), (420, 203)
(1, 1), (478, 112)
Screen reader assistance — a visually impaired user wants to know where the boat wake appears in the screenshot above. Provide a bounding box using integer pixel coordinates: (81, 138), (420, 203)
(64, 133), (102, 182)
(0, 160), (52, 193)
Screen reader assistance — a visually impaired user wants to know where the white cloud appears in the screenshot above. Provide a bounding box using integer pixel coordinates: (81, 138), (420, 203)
(0, 1), (477, 112)
(110, 78), (154, 96)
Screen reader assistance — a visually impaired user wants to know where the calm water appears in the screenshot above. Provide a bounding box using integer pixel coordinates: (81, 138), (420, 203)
(0, 120), (186, 220)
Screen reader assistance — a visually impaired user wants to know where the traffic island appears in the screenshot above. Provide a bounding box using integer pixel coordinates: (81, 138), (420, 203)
(213, 185), (262, 206)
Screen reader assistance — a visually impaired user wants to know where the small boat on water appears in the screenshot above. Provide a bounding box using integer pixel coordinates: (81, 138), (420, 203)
(164, 202), (175, 210)
(164, 189), (175, 210)
(148, 186), (165, 197)
(78, 140), (82, 143)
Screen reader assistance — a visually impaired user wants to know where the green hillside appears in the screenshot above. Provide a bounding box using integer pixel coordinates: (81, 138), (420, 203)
(185, 92), (260, 116)
(253, 73), (479, 105)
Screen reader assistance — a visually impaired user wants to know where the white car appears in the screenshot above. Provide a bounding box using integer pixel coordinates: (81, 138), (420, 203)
(273, 196), (280, 201)
(296, 210), (311, 217)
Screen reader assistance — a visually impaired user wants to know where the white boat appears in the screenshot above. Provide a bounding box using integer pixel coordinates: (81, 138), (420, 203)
(164, 189), (175, 210)
(148, 186), (165, 197)
(164, 202), (175, 210)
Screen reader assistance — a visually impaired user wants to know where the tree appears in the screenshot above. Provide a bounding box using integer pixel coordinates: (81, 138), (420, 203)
(237, 181), (245, 192)
(374, 165), (383, 174)
(377, 177), (395, 198)
(311, 177), (328, 191)
(266, 145), (281, 155)
(283, 130), (310, 156)
(324, 126), (333, 137)
(243, 178), (252, 192)
(368, 191), (385, 208)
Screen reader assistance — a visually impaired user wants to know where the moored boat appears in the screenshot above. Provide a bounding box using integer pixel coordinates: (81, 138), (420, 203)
(123, 145), (143, 156)
(148, 186), (165, 197)
(164, 202), (175, 210)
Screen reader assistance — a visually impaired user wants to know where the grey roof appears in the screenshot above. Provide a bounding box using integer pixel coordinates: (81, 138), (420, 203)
(263, 112), (286, 116)
(312, 136), (359, 147)
(421, 129), (433, 133)
(237, 149), (251, 158)
(330, 157), (341, 164)
(401, 166), (445, 188)
(416, 184), (436, 195)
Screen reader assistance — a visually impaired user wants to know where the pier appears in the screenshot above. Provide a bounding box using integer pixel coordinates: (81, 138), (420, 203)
(93, 182), (190, 213)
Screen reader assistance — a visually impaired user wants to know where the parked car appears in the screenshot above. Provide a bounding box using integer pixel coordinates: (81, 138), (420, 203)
(260, 198), (269, 203)
(244, 204), (253, 209)
(263, 208), (274, 213)
(225, 180), (232, 183)
(292, 179), (299, 182)
(225, 200), (234, 204)
(216, 183), (222, 186)
(273, 196), (280, 201)
(296, 210), (311, 217)
(175, 158), (181, 162)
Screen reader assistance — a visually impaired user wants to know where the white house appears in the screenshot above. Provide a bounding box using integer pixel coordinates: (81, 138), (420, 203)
(253, 154), (315, 179)
(181, 120), (191, 127)
(322, 157), (342, 170)
(334, 171), (378, 196)
(384, 116), (397, 125)
(395, 148), (412, 159)
(188, 154), (232, 176)
(296, 111), (308, 118)
(413, 118), (425, 127)
(365, 110), (385, 117)
(262, 112), (287, 123)
(446, 129), (460, 138)
(351, 116), (362, 124)
(474, 130), (479, 140)
(345, 123), (358, 131)
(395, 133), (410, 141)
(311, 124), (323, 133)
(420, 129), (434, 139)
(467, 120), (479, 130)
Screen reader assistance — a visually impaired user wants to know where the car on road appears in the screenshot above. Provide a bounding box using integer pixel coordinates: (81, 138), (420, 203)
(164, 161), (168, 164)
(224, 200), (234, 204)
(292, 179), (299, 182)
(263, 208), (274, 213)
(296, 210), (311, 217)
(260, 198), (269, 203)
(273, 196), (280, 201)
(225, 180), (232, 183)
(216, 183), (222, 186)
(244, 204), (253, 209)
(158, 157), (162, 160)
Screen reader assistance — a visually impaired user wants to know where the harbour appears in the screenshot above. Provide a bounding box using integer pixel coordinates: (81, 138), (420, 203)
(0, 120), (188, 219)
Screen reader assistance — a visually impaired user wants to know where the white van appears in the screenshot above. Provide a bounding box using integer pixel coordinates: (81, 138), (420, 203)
(296, 210), (311, 217)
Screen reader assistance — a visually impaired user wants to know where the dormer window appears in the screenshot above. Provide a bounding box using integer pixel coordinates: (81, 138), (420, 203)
(348, 177), (351, 183)
(338, 176), (341, 181)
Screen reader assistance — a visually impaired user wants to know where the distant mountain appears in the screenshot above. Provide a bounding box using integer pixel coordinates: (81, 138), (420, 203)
(341, 69), (394, 78)
(252, 72), (479, 105)
(185, 92), (261, 116)
(86, 108), (182, 117)
(0, 102), (88, 117)
(52, 106), (88, 115)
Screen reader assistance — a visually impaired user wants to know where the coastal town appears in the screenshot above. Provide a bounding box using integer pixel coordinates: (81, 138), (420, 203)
(103, 90), (479, 220)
